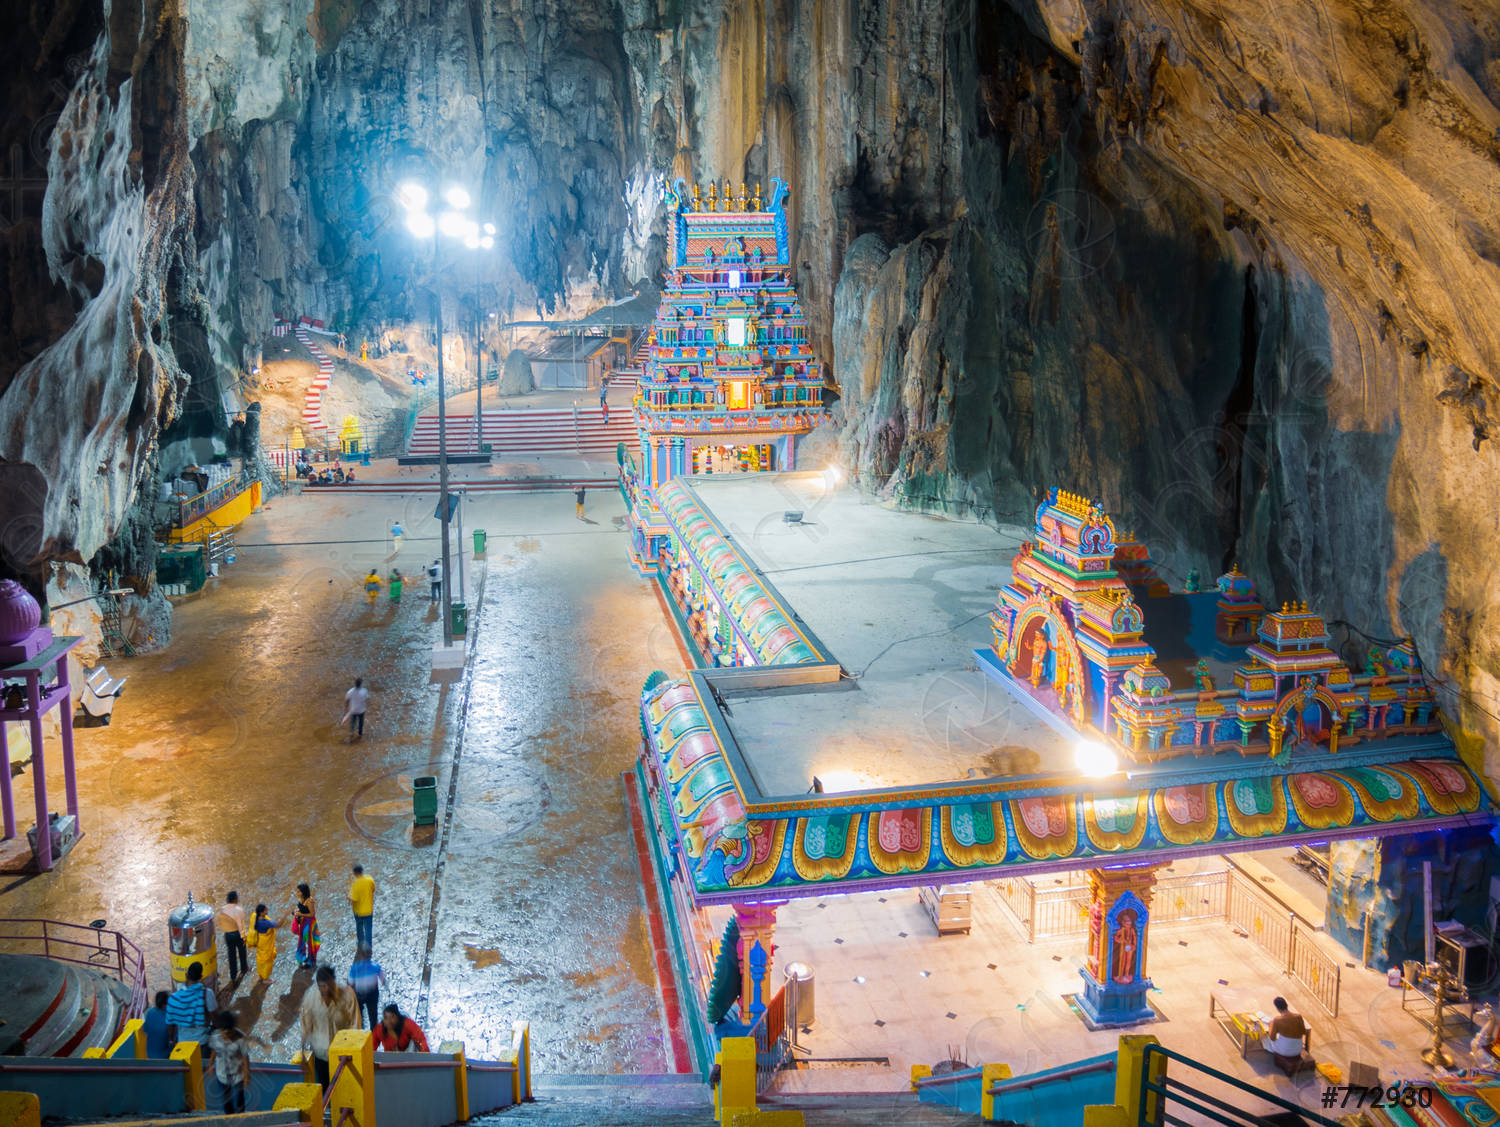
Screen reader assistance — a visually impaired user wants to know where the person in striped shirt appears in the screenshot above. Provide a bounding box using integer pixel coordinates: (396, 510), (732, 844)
(165, 962), (216, 1047)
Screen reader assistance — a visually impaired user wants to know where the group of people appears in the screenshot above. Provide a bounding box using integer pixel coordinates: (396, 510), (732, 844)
(297, 458), (355, 485)
(140, 865), (430, 1113)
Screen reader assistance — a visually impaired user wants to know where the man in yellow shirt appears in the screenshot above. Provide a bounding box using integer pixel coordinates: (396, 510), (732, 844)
(350, 864), (376, 949)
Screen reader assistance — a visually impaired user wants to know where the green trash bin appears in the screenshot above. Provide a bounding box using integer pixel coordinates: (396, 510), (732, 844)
(412, 775), (438, 826)
(473, 529), (487, 557)
(450, 601), (468, 637)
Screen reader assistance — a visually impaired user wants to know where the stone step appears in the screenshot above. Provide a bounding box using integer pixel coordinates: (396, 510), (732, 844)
(24, 964), (89, 1056)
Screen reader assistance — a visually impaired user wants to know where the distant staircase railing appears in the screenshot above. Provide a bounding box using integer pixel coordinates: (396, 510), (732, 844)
(0, 918), (148, 1019)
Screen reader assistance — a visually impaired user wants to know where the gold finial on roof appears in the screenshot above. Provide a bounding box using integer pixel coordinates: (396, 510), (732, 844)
(1281, 602), (1289, 612)
(706, 181), (718, 209)
(721, 178), (733, 211)
(691, 182), (702, 212)
(736, 182), (748, 210)
(753, 182), (762, 210)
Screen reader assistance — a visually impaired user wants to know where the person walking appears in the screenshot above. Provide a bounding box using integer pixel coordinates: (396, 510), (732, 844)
(388, 569), (403, 603)
(249, 903), (282, 983)
(374, 1004), (430, 1053)
(209, 1012), (251, 1114)
(216, 891), (248, 982)
(142, 991), (172, 1057)
(349, 945), (385, 1031)
(300, 966), (359, 1089)
(165, 962), (216, 1047)
(362, 569), (381, 606)
(349, 864), (375, 949)
(390, 521), (405, 553)
(427, 559), (442, 604)
(575, 485), (586, 520)
(343, 678), (369, 740)
(292, 883), (321, 968)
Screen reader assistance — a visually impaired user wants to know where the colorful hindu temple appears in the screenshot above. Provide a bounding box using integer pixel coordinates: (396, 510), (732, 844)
(622, 179), (830, 578)
(630, 475), (1492, 1055)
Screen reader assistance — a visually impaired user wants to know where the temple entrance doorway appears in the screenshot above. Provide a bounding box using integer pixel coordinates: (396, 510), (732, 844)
(691, 442), (775, 474)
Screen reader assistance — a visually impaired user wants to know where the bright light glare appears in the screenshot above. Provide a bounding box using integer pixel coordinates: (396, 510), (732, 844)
(812, 770), (867, 794)
(396, 182), (428, 213)
(405, 211), (435, 238)
(826, 464), (843, 483)
(437, 211), (466, 238)
(483, 222), (496, 235)
(480, 236), (495, 249)
(463, 231), (481, 250)
(443, 185), (471, 210)
(1075, 740), (1118, 778)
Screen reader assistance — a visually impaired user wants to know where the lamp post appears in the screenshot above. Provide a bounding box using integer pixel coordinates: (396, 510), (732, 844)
(396, 182), (495, 648)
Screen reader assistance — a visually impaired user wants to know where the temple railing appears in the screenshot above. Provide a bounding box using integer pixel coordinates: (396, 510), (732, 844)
(750, 979), (796, 1094)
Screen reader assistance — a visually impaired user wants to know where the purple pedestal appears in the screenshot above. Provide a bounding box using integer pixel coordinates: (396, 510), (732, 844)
(0, 623), (84, 871)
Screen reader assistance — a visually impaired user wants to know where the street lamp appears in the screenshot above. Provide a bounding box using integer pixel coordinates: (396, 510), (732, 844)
(397, 179), (495, 648)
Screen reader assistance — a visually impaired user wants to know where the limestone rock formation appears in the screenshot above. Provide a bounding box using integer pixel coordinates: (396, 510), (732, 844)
(499, 349), (535, 396)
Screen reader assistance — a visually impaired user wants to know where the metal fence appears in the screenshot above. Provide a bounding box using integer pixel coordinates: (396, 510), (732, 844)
(0, 918), (149, 1019)
(1289, 918), (1342, 1017)
(752, 977), (797, 1093)
(990, 867), (1341, 1015)
(998, 869), (1230, 942)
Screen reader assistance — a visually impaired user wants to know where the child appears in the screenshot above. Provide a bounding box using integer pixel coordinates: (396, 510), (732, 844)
(209, 1011), (250, 1113)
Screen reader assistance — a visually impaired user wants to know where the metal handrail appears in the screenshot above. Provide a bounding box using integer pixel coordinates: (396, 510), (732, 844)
(0, 918), (148, 1019)
(1139, 1043), (1341, 1126)
(986, 1056), (1114, 1095)
(463, 1062), (519, 1073)
(0, 1061), (183, 1074)
(321, 1056), (353, 1113)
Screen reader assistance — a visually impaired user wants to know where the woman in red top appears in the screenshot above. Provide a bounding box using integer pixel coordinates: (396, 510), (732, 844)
(375, 1004), (429, 1053)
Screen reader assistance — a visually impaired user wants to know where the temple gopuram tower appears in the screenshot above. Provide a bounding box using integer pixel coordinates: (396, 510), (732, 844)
(622, 178), (830, 573)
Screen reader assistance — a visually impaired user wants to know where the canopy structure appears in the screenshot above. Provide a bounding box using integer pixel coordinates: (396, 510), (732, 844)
(633, 480), (1493, 909)
(640, 674), (1489, 904)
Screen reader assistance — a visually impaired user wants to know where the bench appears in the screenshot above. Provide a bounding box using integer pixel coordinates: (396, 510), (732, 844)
(78, 666), (126, 724)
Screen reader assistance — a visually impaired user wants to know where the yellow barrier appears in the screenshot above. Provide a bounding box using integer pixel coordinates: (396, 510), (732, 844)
(329, 1028), (375, 1127)
(909, 1064), (932, 1091)
(106, 1018), (145, 1060)
(1083, 1036), (1162, 1127)
(438, 1040), (470, 1121)
(290, 1050), (316, 1084)
(169, 1041), (205, 1112)
(273, 1082), (323, 1123)
(81, 1048), (105, 1059)
(510, 1020), (531, 1103)
(714, 1037), (757, 1125)
(0, 1092), (40, 1127)
(729, 1112), (804, 1126)
(978, 1062), (1014, 1121)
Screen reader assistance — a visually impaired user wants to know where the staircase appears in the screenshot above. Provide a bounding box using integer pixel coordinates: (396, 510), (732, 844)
(470, 1078), (978, 1126)
(293, 320), (334, 438)
(406, 406), (635, 459)
(0, 954), (132, 1057)
(605, 331), (650, 391)
(203, 520), (236, 569)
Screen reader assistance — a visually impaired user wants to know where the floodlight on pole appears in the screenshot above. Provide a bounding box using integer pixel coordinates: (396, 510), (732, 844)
(444, 185), (471, 210)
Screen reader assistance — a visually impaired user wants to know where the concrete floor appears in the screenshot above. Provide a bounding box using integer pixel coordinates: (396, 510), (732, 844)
(762, 876), (1475, 1115)
(0, 483), (678, 1071)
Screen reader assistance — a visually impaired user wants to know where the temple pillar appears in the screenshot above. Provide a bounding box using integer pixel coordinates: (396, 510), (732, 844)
(1076, 864), (1158, 1028)
(733, 901), (779, 1023)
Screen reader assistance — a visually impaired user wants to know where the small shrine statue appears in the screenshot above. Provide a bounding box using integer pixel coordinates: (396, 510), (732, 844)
(1366, 646), (1387, 677)
(1193, 657), (1215, 693)
(1183, 568), (1201, 593)
(1028, 630), (1050, 688)
(1111, 910), (1139, 985)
